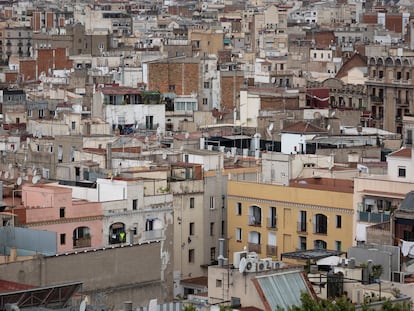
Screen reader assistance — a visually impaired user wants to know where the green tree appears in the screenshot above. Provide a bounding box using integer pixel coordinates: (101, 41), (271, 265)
(182, 303), (196, 311)
(276, 292), (412, 311)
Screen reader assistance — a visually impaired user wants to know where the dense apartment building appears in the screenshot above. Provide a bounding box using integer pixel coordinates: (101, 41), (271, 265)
(366, 54), (414, 134)
(227, 177), (354, 261)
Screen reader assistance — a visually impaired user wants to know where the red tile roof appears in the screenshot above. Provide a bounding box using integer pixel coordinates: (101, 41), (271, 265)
(388, 148), (411, 158)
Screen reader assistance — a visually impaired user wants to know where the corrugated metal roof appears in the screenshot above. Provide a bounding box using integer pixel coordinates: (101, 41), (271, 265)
(255, 271), (309, 310)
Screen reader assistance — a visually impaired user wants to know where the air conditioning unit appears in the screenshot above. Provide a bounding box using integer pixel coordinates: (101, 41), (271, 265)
(393, 271), (405, 283)
(260, 258), (272, 270)
(247, 252), (259, 262)
(245, 259), (257, 272)
(257, 260), (268, 271)
(233, 251), (247, 269)
(272, 261), (284, 270)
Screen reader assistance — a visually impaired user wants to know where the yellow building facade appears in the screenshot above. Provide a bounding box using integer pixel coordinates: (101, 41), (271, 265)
(227, 179), (354, 262)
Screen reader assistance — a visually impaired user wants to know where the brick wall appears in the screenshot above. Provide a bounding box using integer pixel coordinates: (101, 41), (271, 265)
(147, 61), (199, 95)
(220, 74), (244, 112)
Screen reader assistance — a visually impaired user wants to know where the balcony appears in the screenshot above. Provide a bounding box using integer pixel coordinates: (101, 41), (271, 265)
(370, 95), (383, 104)
(142, 229), (163, 241)
(267, 217), (277, 230)
(248, 242), (261, 254)
(266, 244), (277, 257)
(73, 237), (91, 248)
(248, 215), (262, 226)
(358, 211), (390, 223)
(297, 221), (307, 233)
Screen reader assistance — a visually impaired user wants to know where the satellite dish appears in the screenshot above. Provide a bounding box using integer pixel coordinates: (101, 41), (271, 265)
(32, 175), (40, 184)
(239, 257), (247, 273)
(162, 152), (167, 160)
(80, 300), (86, 311)
(185, 132), (190, 139)
(33, 169), (37, 176)
(144, 136), (149, 144)
(226, 151), (231, 158)
(233, 155), (239, 164)
(0, 171), (2, 178)
(17, 177), (22, 186)
(327, 124), (331, 131)
(8, 163), (12, 170)
(4, 171), (9, 179)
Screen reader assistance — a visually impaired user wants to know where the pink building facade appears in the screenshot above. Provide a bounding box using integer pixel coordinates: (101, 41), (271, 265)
(20, 184), (103, 253)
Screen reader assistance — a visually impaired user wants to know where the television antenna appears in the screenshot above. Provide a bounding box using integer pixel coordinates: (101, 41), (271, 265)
(239, 257), (247, 273)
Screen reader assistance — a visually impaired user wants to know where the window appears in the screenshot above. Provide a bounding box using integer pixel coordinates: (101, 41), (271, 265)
(299, 236), (306, 250)
(298, 211), (307, 232)
(59, 207), (65, 218)
(236, 202), (242, 215)
(210, 222), (214, 236)
(221, 220), (225, 237)
(269, 206), (277, 228)
(210, 196), (215, 209)
(314, 214), (327, 234)
(60, 233), (66, 245)
(190, 197), (195, 209)
(188, 249), (195, 263)
(399, 167), (406, 177)
(132, 199), (137, 210)
(71, 121), (76, 130)
(189, 222), (194, 235)
(236, 227), (242, 241)
(168, 84), (175, 91)
(216, 279), (222, 287)
(205, 64), (208, 72)
(146, 219), (154, 231)
(28, 109), (32, 117)
(203, 98), (208, 105)
(39, 109), (44, 118)
(210, 247), (216, 261)
(335, 240), (342, 251)
(336, 215), (342, 228)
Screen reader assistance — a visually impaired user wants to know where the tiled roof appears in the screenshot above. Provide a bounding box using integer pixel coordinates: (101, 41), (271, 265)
(0, 279), (34, 293)
(388, 147), (411, 158)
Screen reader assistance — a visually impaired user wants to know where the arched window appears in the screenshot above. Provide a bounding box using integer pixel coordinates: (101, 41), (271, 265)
(248, 205), (262, 226)
(73, 226), (91, 248)
(109, 222), (126, 244)
(314, 239), (327, 249)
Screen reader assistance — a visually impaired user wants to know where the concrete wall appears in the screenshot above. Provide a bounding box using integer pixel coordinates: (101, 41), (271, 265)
(0, 242), (173, 309)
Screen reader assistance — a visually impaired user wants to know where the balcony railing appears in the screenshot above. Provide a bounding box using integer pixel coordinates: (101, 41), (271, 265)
(142, 229), (163, 241)
(248, 242), (261, 254)
(358, 211), (390, 223)
(74, 237), (91, 248)
(266, 244), (277, 257)
(370, 95), (383, 104)
(297, 221), (307, 233)
(267, 217), (277, 229)
(248, 215), (262, 226)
